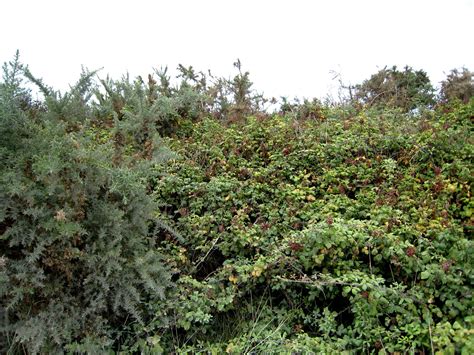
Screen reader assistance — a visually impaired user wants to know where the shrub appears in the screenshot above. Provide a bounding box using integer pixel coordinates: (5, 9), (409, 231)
(0, 54), (173, 353)
(153, 104), (473, 353)
(354, 65), (435, 112)
(440, 67), (474, 104)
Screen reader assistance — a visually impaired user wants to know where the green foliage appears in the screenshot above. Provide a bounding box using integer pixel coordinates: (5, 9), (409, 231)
(280, 97), (327, 121)
(153, 103), (473, 353)
(440, 67), (474, 104)
(354, 65), (435, 112)
(0, 56), (174, 353)
(1, 54), (473, 353)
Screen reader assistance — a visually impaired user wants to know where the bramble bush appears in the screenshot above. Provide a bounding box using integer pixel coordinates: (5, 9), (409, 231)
(1, 54), (473, 353)
(152, 101), (473, 353)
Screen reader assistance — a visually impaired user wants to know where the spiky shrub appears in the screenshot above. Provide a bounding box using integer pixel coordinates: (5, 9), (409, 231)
(354, 65), (435, 112)
(0, 54), (172, 353)
(94, 70), (206, 139)
(440, 67), (474, 104)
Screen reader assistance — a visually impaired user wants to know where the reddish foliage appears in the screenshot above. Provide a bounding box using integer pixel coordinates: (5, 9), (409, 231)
(406, 246), (416, 257)
(442, 260), (452, 272)
(289, 241), (304, 252)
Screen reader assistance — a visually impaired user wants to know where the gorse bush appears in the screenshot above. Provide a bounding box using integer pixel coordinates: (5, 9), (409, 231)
(353, 65), (435, 112)
(440, 67), (474, 104)
(0, 54), (174, 353)
(1, 53), (473, 353)
(92, 59), (267, 137)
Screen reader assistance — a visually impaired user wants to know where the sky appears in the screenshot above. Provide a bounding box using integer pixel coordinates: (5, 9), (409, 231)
(1, 0), (473, 101)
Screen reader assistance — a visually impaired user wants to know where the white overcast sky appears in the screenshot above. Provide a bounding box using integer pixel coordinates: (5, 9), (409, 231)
(1, 0), (473, 100)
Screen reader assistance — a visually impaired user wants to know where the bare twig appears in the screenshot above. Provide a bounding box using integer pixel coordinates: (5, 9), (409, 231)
(193, 236), (220, 272)
(429, 320), (435, 355)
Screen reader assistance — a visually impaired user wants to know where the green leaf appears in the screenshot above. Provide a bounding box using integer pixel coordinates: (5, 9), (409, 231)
(420, 271), (430, 280)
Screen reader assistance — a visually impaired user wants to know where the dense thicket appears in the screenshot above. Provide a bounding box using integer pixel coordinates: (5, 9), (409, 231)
(1, 54), (473, 353)
(155, 105), (473, 353)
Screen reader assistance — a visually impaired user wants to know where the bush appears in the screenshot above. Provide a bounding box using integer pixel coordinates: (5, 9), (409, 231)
(153, 104), (473, 353)
(440, 67), (474, 104)
(0, 54), (173, 353)
(354, 65), (435, 112)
